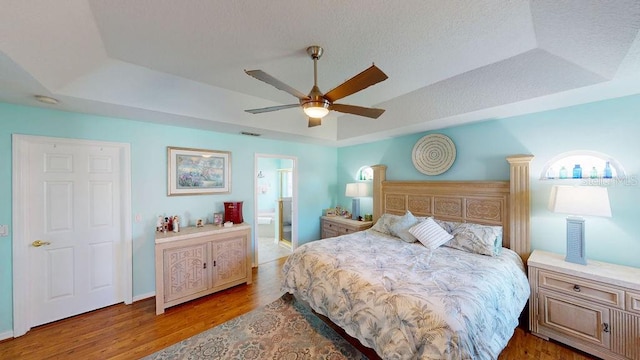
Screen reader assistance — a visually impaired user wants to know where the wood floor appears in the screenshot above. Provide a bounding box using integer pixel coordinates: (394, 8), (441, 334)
(0, 257), (597, 360)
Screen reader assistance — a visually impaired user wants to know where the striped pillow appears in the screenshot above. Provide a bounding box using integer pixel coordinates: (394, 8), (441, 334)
(408, 217), (453, 249)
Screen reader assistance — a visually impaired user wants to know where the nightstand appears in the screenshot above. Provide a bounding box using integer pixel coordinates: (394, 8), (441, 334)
(320, 216), (373, 239)
(528, 250), (640, 360)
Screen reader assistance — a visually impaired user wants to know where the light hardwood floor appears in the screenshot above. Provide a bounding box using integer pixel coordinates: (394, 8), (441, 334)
(0, 257), (596, 360)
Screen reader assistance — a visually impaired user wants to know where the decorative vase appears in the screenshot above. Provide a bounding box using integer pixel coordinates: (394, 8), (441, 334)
(224, 201), (244, 224)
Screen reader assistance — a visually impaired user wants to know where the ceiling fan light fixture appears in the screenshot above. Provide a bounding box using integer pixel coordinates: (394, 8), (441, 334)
(245, 45), (388, 126)
(302, 100), (330, 118)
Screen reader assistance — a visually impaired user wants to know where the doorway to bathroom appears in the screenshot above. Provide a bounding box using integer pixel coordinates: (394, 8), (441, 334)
(254, 154), (297, 265)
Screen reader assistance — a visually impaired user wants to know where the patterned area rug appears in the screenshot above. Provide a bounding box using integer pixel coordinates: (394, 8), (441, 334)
(144, 294), (368, 359)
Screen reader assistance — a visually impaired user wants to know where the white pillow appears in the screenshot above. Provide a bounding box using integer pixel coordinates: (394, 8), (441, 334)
(409, 218), (453, 249)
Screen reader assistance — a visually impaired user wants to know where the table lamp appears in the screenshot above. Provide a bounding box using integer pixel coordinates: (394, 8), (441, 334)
(345, 183), (368, 220)
(548, 185), (612, 265)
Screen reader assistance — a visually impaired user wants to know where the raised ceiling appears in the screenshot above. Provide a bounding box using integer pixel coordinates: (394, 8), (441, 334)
(1, 1), (639, 146)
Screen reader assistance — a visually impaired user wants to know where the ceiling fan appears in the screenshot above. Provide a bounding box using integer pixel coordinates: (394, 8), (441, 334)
(244, 46), (388, 127)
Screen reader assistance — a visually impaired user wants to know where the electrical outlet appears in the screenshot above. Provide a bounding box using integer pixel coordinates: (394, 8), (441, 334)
(0, 225), (8, 237)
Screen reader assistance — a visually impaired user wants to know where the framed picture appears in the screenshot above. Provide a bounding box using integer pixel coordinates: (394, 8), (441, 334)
(213, 212), (223, 226)
(167, 146), (231, 196)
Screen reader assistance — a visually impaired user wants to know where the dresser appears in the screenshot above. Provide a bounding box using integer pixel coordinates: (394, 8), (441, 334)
(320, 216), (373, 239)
(155, 224), (252, 314)
(528, 250), (640, 359)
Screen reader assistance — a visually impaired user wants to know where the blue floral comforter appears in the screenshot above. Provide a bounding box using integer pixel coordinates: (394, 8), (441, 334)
(281, 230), (529, 359)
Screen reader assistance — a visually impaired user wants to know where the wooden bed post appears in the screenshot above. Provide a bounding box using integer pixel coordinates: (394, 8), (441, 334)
(371, 164), (387, 223)
(506, 155), (534, 263)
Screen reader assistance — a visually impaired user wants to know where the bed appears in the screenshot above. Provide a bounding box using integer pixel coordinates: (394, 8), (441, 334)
(281, 155), (534, 359)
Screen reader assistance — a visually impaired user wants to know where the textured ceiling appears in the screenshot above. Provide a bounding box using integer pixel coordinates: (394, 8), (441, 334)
(1, 0), (639, 146)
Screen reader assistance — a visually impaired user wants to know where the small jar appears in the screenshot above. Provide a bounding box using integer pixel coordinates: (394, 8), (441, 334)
(572, 164), (582, 179)
(603, 162), (612, 179)
(559, 166), (568, 179)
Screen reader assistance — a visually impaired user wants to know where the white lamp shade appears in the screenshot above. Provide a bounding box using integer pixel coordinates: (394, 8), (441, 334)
(548, 185), (612, 217)
(345, 182), (368, 197)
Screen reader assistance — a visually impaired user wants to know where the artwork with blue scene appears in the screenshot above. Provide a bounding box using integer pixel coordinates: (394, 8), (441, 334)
(167, 147), (231, 195)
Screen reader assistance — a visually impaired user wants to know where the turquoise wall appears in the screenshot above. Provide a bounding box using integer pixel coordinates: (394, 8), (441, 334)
(338, 94), (640, 269)
(2, 94), (639, 335)
(0, 103), (337, 334)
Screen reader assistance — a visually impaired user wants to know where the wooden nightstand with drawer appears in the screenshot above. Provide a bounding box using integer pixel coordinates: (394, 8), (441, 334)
(320, 216), (372, 239)
(528, 250), (640, 360)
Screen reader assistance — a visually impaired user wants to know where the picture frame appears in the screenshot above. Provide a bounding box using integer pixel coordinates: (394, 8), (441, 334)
(324, 208), (336, 216)
(213, 212), (223, 226)
(167, 146), (231, 196)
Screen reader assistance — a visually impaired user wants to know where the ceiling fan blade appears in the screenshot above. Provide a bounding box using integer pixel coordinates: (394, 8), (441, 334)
(245, 103), (300, 114)
(308, 118), (322, 127)
(324, 64), (388, 103)
(330, 103), (385, 119)
(245, 70), (310, 100)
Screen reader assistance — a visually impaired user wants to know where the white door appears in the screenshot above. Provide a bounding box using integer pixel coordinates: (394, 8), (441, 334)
(26, 139), (124, 326)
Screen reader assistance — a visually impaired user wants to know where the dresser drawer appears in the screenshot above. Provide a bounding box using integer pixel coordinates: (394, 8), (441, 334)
(321, 227), (338, 239)
(322, 221), (338, 232)
(322, 221), (347, 234)
(627, 291), (640, 315)
(340, 226), (357, 235)
(538, 270), (624, 309)
(320, 216), (372, 239)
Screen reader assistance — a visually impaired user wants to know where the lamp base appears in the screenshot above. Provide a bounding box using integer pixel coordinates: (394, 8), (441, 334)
(351, 198), (360, 220)
(565, 217), (586, 265)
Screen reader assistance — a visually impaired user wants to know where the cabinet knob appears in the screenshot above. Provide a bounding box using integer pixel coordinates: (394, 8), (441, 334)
(573, 285), (581, 292)
(603, 323), (610, 333)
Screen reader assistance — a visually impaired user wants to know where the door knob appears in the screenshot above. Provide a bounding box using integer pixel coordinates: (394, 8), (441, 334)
(32, 240), (51, 247)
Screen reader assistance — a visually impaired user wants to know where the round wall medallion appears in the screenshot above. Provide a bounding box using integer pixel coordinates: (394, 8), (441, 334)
(412, 134), (456, 175)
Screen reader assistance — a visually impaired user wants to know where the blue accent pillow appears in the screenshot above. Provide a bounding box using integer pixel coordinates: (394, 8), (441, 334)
(387, 211), (420, 243)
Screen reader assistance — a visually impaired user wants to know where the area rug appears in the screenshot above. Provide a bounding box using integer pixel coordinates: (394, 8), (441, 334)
(144, 293), (369, 359)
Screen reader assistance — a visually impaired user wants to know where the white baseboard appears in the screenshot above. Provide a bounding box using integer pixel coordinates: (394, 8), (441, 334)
(0, 330), (14, 341)
(132, 291), (155, 302)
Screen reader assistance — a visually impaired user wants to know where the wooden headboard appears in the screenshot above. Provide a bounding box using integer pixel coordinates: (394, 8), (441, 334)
(371, 155), (534, 262)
